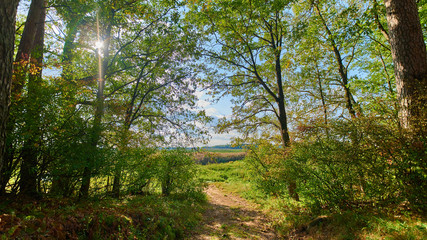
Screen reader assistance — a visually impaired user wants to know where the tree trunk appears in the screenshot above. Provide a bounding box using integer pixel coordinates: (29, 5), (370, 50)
(2, 0), (44, 195)
(314, 3), (358, 119)
(112, 124), (130, 199)
(112, 168), (121, 197)
(12, 0), (45, 100)
(384, 0), (427, 135)
(79, 11), (114, 199)
(112, 105), (136, 198)
(278, 101), (290, 148)
(18, 1), (46, 197)
(0, 0), (19, 179)
(61, 15), (86, 81)
(384, 0), (427, 207)
(111, 129), (128, 199)
(274, 45), (299, 201)
(4, 0), (45, 196)
(316, 63), (329, 136)
(50, 16), (84, 197)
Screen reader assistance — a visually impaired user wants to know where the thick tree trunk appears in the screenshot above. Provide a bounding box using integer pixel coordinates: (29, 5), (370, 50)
(384, 0), (427, 135)
(12, 0), (45, 99)
(384, 0), (427, 207)
(61, 15), (86, 80)
(278, 101), (290, 148)
(112, 168), (121, 197)
(3, 0), (45, 195)
(62, 18), (81, 65)
(0, 0), (19, 179)
(18, 2), (46, 197)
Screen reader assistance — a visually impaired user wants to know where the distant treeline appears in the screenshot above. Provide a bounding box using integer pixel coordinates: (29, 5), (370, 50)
(194, 151), (246, 165)
(200, 145), (246, 150)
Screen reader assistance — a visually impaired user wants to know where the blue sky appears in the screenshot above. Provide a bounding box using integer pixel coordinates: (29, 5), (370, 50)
(195, 91), (237, 146)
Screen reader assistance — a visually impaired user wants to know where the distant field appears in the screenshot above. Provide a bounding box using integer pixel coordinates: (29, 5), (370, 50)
(206, 148), (246, 153)
(194, 151), (246, 165)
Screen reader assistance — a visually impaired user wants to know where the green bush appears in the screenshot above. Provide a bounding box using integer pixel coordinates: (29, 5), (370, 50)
(289, 118), (426, 211)
(244, 142), (289, 197)
(243, 117), (426, 212)
(118, 147), (157, 195)
(154, 148), (203, 196)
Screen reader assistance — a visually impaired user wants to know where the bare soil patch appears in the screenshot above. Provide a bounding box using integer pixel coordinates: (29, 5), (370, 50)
(188, 184), (278, 240)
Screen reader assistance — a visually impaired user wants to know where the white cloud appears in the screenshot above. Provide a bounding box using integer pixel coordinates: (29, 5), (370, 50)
(191, 89), (240, 146)
(204, 108), (225, 119)
(205, 107), (218, 116)
(194, 90), (204, 99)
(205, 130), (240, 146)
(197, 99), (211, 108)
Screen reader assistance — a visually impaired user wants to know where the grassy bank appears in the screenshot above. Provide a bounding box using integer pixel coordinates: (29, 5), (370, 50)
(199, 161), (427, 239)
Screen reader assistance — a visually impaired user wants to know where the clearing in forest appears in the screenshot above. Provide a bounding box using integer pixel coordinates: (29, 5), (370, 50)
(188, 184), (277, 240)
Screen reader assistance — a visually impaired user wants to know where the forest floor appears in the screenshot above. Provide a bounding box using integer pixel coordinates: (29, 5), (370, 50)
(188, 184), (278, 240)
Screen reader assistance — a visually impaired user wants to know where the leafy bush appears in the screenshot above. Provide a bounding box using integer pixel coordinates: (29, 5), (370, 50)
(243, 117), (426, 212)
(244, 142), (290, 197)
(289, 118), (426, 211)
(154, 148), (203, 196)
(197, 152), (427, 240)
(118, 147), (157, 195)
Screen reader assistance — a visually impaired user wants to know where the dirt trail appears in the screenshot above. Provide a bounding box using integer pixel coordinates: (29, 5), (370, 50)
(188, 184), (278, 240)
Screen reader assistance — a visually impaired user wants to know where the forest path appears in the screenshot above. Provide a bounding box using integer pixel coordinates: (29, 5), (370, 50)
(188, 184), (278, 240)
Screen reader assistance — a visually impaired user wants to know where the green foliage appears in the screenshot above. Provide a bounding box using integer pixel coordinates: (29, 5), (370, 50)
(4, 0), (427, 238)
(3, 0), (211, 198)
(419, 0), (427, 39)
(289, 117), (424, 212)
(232, 114), (425, 213)
(185, 0), (296, 141)
(244, 142), (290, 197)
(111, 146), (157, 195)
(153, 149), (203, 196)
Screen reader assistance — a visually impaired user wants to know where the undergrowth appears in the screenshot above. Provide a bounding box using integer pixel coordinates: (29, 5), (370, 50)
(0, 192), (206, 240)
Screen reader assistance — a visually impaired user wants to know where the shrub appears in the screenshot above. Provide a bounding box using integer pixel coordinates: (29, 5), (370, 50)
(244, 142), (289, 197)
(244, 117), (426, 212)
(119, 147), (157, 195)
(288, 117), (425, 211)
(154, 148), (203, 196)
